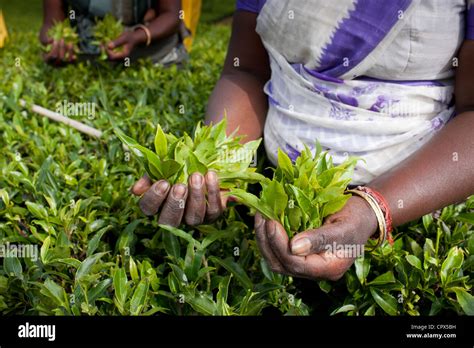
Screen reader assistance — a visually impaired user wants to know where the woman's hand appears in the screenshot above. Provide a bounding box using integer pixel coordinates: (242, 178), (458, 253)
(254, 196), (378, 281)
(106, 30), (144, 61)
(41, 37), (77, 65)
(131, 171), (228, 227)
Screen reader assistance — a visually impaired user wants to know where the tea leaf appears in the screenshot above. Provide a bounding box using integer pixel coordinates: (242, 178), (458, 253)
(405, 255), (422, 272)
(216, 275), (232, 315)
(186, 293), (217, 315)
(321, 195), (350, 218)
(75, 252), (107, 284)
(113, 268), (129, 312)
(40, 236), (52, 264)
(228, 189), (276, 220)
(209, 256), (253, 290)
(355, 257), (370, 285)
(369, 288), (398, 315)
(88, 279), (112, 304)
(4, 257), (22, 278)
(186, 151), (208, 175)
(260, 180), (288, 218)
(41, 279), (67, 307)
(26, 201), (48, 220)
(55, 258), (82, 269)
(440, 247), (463, 284)
(154, 124), (168, 159)
(159, 225), (200, 247)
(330, 304), (356, 315)
(277, 148), (294, 178)
(130, 280), (149, 315)
(129, 257), (139, 282)
(367, 271), (396, 286)
(452, 288), (474, 315)
(87, 226), (111, 257)
(163, 232), (180, 259)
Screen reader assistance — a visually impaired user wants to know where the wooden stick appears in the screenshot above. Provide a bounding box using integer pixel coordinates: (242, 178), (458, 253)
(19, 99), (103, 139)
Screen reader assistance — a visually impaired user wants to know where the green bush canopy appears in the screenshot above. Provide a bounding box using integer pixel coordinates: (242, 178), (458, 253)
(0, 22), (473, 316)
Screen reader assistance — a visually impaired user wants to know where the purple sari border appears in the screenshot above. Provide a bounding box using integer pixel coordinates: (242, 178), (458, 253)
(235, 0), (267, 14)
(467, 6), (474, 40)
(302, 65), (345, 84)
(318, 0), (413, 77)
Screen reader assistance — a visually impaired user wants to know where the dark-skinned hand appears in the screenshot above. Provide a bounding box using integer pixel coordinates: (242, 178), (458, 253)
(255, 195), (379, 281)
(43, 38), (77, 65)
(131, 171), (229, 227)
(106, 30), (144, 61)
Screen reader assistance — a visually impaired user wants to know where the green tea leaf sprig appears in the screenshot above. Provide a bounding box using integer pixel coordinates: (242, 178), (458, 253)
(230, 144), (359, 237)
(45, 19), (79, 54)
(93, 14), (124, 60)
(115, 118), (265, 189)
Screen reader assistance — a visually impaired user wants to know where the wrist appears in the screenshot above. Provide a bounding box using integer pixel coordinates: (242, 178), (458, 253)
(39, 26), (51, 45)
(133, 25), (152, 46)
(350, 195), (379, 240)
(346, 185), (395, 248)
(131, 29), (146, 46)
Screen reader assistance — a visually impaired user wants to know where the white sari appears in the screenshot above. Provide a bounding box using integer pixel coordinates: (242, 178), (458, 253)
(256, 0), (467, 184)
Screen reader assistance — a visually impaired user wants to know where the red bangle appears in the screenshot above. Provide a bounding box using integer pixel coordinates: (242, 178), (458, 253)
(356, 186), (394, 245)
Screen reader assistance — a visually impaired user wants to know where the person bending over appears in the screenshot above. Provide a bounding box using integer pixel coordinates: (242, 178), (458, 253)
(40, 0), (188, 66)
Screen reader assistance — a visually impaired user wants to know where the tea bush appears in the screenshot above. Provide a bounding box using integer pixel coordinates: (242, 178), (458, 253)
(0, 23), (473, 316)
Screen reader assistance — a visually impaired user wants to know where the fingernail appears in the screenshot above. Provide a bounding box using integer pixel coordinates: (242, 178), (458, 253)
(206, 171), (217, 181)
(173, 184), (186, 198)
(291, 238), (311, 255)
(154, 180), (169, 194)
(191, 173), (203, 187)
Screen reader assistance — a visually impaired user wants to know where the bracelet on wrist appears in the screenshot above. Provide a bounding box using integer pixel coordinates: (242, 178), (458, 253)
(133, 24), (151, 46)
(345, 186), (394, 250)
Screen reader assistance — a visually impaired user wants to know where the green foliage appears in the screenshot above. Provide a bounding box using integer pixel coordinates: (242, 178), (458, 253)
(329, 197), (474, 316)
(200, 0), (237, 23)
(231, 145), (357, 237)
(0, 21), (472, 317)
(45, 19), (79, 55)
(92, 14), (124, 60)
(1, 0), (42, 33)
(115, 118), (264, 188)
(0, 24), (306, 316)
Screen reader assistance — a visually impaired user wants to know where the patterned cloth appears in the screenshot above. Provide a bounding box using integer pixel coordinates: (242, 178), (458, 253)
(236, 0), (474, 184)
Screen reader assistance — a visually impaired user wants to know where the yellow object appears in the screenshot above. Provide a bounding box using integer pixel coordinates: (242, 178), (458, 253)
(181, 0), (201, 51)
(0, 11), (8, 48)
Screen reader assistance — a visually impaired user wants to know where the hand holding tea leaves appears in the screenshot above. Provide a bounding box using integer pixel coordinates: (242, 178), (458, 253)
(116, 119), (264, 226)
(254, 195), (378, 281)
(231, 145), (378, 280)
(92, 14), (126, 60)
(41, 19), (78, 64)
(105, 31), (144, 61)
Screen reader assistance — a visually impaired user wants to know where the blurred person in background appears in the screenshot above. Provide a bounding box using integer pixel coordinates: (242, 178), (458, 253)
(40, 0), (189, 66)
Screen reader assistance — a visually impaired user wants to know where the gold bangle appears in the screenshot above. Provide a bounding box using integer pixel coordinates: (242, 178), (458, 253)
(134, 24), (152, 46)
(346, 189), (387, 250)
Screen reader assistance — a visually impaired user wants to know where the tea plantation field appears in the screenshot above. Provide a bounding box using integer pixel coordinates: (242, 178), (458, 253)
(0, 5), (473, 316)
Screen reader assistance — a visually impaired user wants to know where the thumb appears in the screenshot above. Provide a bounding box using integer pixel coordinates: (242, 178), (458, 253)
(290, 220), (351, 256)
(108, 33), (127, 49)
